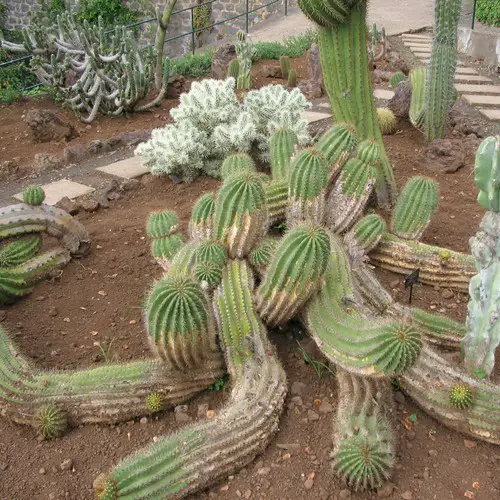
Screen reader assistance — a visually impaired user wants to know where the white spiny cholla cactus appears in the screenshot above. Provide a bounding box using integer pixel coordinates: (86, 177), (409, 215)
(136, 78), (312, 182)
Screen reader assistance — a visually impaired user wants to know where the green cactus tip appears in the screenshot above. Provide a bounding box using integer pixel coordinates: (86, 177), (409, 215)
(389, 71), (406, 88)
(145, 392), (164, 413)
(35, 405), (68, 440)
(23, 185), (45, 206)
(95, 476), (118, 500)
(449, 383), (474, 410)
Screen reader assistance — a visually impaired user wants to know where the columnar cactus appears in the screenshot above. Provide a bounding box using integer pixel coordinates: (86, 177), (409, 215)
(265, 180), (289, 225)
(227, 58), (240, 79)
(220, 153), (256, 179)
(280, 55), (290, 78)
(298, 0), (397, 206)
(269, 128), (298, 181)
(425, 0), (462, 142)
(257, 224), (330, 326)
(474, 136), (500, 212)
(391, 177), (439, 240)
(409, 66), (426, 129)
(287, 69), (297, 87)
(189, 192), (216, 241)
(214, 172), (267, 258)
(287, 148), (329, 225)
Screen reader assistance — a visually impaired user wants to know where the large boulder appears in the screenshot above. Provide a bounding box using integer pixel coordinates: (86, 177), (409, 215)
(25, 109), (78, 143)
(211, 43), (236, 79)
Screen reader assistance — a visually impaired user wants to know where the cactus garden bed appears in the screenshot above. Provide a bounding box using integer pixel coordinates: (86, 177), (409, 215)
(0, 118), (499, 499)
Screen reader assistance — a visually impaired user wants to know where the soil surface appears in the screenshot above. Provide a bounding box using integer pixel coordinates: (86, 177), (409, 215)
(1, 45), (500, 500)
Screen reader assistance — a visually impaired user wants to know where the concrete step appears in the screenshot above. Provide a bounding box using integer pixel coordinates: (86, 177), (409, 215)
(454, 74), (492, 83)
(478, 109), (500, 121)
(455, 83), (500, 94)
(455, 67), (478, 75)
(13, 180), (94, 206)
(418, 58), (466, 66)
(404, 42), (432, 48)
(97, 156), (149, 179)
(462, 94), (500, 106)
(401, 34), (433, 41)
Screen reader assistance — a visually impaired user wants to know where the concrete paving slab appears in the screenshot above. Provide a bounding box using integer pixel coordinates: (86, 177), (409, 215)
(404, 42), (432, 49)
(302, 110), (332, 123)
(317, 102), (331, 109)
(97, 156), (149, 179)
(462, 94), (500, 106)
(373, 89), (395, 100)
(401, 34), (433, 41)
(454, 74), (492, 83)
(455, 83), (500, 94)
(478, 108), (500, 121)
(418, 58), (466, 65)
(411, 49), (432, 54)
(14, 180), (94, 206)
(455, 67), (478, 75)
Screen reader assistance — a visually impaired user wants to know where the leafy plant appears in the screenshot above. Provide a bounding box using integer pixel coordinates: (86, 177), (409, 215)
(209, 374), (228, 391)
(76, 0), (138, 28)
(476, 0), (500, 26)
(297, 341), (335, 378)
(193, 0), (212, 39)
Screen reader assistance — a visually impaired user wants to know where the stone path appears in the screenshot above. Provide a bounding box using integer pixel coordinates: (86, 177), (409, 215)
(401, 33), (500, 122)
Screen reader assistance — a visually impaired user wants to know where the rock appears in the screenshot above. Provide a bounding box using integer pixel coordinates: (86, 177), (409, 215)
(0, 310), (6, 322)
(464, 439), (476, 448)
(297, 80), (323, 99)
(257, 466), (271, 475)
(244, 490), (252, 499)
(401, 492), (413, 500)
(291, 381), (306, 396)
(167, 74), (188, 99)
(197, 403), (209, 418)
(87, 138), (123, 155)
(62, 143), (89, 164)
(290, 395), (303, 406)
(372, 69), (392, 83)
(25, 109), (78, 143)
(388, 53), (410, 75)
(80, 199), (99, 213)
(298, 43), (324, 98)
(93, 193), (110, 209)
(39, 468), (46, 475)
(120, 178), (141, 191)
(424, 139), (465, 174)
(120, 130), (152, 146)
(390, 279), (400, 288)
(0, 160), (19, 181)
(55, 196), (80, 215)
(442, 289), (454, 299)
(102, 179), (120, 199)
(304, 479), (314, 490)
(261, 64), (282, 79)
(139, 417), (148, 425)
(174, 405), (191, 424)
(307, 409), (319, 421)
(0, 461), (8, 471)
(339, 489), (351, 499)
(211, 43), (237, 79)
(388, 80), (411, 119)
(60, 459), (73, 471)
(428, 449), (438, 457)
(394, 391), (405, 404)
(318, 401), (333, 414)
(377, 482), (395, 497)
(48, 307), (58, 317)
(33, 153), (62, 173)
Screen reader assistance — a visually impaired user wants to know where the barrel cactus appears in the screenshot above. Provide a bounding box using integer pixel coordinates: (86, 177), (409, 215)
(23, 185), (45, 206)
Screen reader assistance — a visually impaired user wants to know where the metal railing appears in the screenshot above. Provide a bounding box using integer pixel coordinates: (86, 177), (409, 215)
(0, 0), (289, 93)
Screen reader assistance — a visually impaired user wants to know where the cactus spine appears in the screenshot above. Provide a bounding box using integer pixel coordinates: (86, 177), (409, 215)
(389, 71), (406, 88)
(425, 0), (461, 142)
(299, 1), (397, 205)
(377, 108), (397, 135)
(409, 66), (426, 129)
(287, 69), (297, 87)
(0, 235), (41, 267)
(280, 55), (290, 78)
(391, 176), (439, 240)
(189, 192), (216, 241)
(269, 128), (298, 181)
(316, 122), (358, 182)
(220, 153), (256, 179)
(287, 148), (329, 225)
(227, 58), (240, 79)
(257, 224), (330, 326)
(214, 172), (267, 258)
(23, 185), (45, 206)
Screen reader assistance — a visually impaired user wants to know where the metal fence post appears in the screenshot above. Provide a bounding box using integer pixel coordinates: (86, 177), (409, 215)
(190, 7), (196, 55)
(471, 0), (476, 30)
(285, 0), (288, 17)
(245, 0), (249, 33)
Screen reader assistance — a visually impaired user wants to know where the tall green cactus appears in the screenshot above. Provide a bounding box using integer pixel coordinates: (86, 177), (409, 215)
(298, 0), (397, 206)
(409, 66), (426, 129)
(425, 0), (461, 142)
(269, 128), (298, 181)
(220, 153), (256, 179)
(462, 137), (500, 376)
(391, 177), (439, 240)
(257, 224), (330, 326)
(287, 147), (329, 226)
(214, 172), (267, 258)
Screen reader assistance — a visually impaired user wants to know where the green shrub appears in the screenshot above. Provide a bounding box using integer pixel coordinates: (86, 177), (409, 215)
(253, 29), (317, 61)
(476, 0), (500, 26)
(171, 51), (213, 78)
(76, 0), (138, 28)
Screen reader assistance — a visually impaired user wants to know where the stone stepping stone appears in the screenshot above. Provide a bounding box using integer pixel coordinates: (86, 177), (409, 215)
(411, 48), (432, 54)
(404, 42), (432, 49)
(455, 67), (478, 75)
(97, 156), (149, 179)
(462, 94), (500, 106)
(418, 58), (466, 66)
(401, 34), (432, 41)
(14, 180), (94, 206)
(317, 102), (331, 109)
(373, 89), (395, 100)
(455, 83), (500, 94)
(478, 109), (500, 121)
(302, 110), (332, 123)
(454, 74), (492, 83)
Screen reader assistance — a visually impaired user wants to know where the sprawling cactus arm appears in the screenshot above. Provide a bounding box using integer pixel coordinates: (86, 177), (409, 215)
(145, 275), (217, 370)
(351, 263), (395, 314)
(301, 1), (397, 205)
(462, 212), (500, 376)
(0, 235), (41, 267)
(0, 249), (71, 305)
(265, 180), (288, 226)
(333, 369), (395, 491)
(400, 345), (500, 445)
(344, 214), (387, 263)
(0, 327), (224, 428)
(287, 148), (329, 226)
(409, 67), (426, 129)
(189, 192), (216, 242)
(305, 239), (422, 376)
(474, 136), (500, 212)
(0, 204), (90, 256)
(325, 157), (375, 233)
(391, 177), (439, 240)
(214, 172), (267, 259)
(316, 123), (358, 183)
(269, 128), (298, 181)
(257, 224), (331, 327)
(410, 308), (465, 349)
(424, 0), (461, 142)
(220, 153), (256, 180)
(369, 233), (475, 291)
(100, 260), (286, 499)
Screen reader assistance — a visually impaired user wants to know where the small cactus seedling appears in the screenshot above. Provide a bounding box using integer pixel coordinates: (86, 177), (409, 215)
(377, 108), (397, 135)
(227, 58), (240, 80)
(145, 392), (164, 413)
(389, 71), (406, 88)
(23, 185), (46, 206)
(449, 383), (474, 410)
(35, 405), (68, 439)
(280, 55), (290, 78)
(287, 69), (297, 87)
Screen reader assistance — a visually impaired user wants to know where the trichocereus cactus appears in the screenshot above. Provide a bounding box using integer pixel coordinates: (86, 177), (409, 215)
(425, 0), (462, 142)
(462, 136), (500, 376)
(298, 0), (397, 206)
(409, 66), (426, 129)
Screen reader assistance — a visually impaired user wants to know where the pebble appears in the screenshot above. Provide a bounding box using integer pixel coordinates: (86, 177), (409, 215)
(291, 381), (306, 396)
(304, 479), (314, 489)
(318, 401), (333, 414)
(464, 439), (477, 448)
(377, 482), (395, 497)
(244, 490), (251, 499)
(428, 449), (438, 457)
(401, 492), (413, 500)
(290, 396), (303, 406)
(140, 417), (148, 425)
(449, 457), (458, 465)
(174, 405), (191, 424)
(0, 462), (8, 471)
(307, 410), (320, 422)
(257, 467), (271, 475)
(423, 467), (430, 480)
(339, 489), (351, 499)
(394, 391), (405, 404)
(39, 468), (46, 475)
(390, 279), (400, 288)
(60, 459), (73, 471)
(442, 289), (454, 299)
(48, 307), (58, 317)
